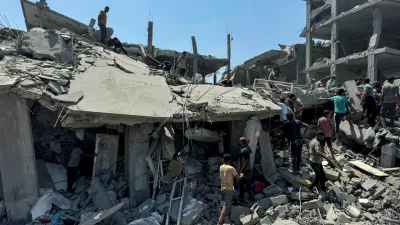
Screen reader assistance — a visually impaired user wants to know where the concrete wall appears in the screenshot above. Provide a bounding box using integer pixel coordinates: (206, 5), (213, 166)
(0, 93), (38, 222)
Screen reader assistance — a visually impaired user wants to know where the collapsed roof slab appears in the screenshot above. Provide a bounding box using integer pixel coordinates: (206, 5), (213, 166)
(243, 50), (286, 67)
(301, 0), (400, 40)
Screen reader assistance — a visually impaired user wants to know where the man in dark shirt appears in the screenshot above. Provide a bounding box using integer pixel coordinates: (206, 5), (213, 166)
(238, 137), (254, 201)
(282, 113), (309, 173)
(108, 37), (128, 55)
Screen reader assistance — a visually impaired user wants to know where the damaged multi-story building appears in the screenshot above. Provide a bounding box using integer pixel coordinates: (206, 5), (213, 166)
(301, 0), (400, 83)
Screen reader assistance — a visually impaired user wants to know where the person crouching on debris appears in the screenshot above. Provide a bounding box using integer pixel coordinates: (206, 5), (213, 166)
(217, 154), (244, 225)
(285, 93), (304, 120)
(98, 6), (110, 44)
(238, 137), (255, 201)
(283, 113), (309, 173)
(360, 78), (376, 127)
(108, 37), (128, 55)
(67, 142), (97, 192)
(309, 131), (331, 197)
(380, 77), (400, 130)
(318, 110), (334, 155)
(318, 88), (349, 145)
(177, 51), (188, 76)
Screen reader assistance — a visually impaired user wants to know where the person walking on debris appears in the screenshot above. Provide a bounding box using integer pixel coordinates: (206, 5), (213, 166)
(318, 88), (349, 144)
(326, 76), (336, 90)
(318, 110), (334, 155)
(98, 6), (109, 44)
(380, 77), (400, 130)
(285, 93), (304, 119)
(309, 131), (330, 197)
(217, 154), (244, 225)
(282, 113), (309, 173)
(177, 51), (188, 76)
(360, 78), (376, 127)
(67, 142), (97, 192)
(107, 37), (128, 55)
(238, 137), (255, 201)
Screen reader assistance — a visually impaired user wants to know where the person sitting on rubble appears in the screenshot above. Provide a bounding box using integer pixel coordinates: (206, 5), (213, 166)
(238, 137), (255, 201)
(326, 76), (336, 90)
(313, 77), (326, 90)
(67, 141), (97, 192)
(360, 78), (376, 127)
(161, 61), (173, 72)
(177, 51), (188, 76)
(98, 6), (110, 44)
(380, 77), (400, 131)
(285, 93), (304, 120)
(282, 112), (310, 173)
(269, 67), (280, 81)
(317, 88), (350, 145)
(309, 131), (331, 198)
(217, 153), (244, 225)
(107, 37), (128, 55)
(318, 110), (334, 155)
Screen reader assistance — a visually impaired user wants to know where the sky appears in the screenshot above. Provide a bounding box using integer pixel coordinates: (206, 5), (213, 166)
(3, 0), (306, 78)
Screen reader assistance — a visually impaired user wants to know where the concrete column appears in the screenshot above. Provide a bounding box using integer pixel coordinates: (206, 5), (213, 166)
(305, 0), (312, 85)
(125, 123), (152, 206)
(147, 21), (153, 56)
(367, 55), (378, 82)
(330, 0), (338, 77)
(191, 36), (198, 77)
(0, 93), (38, 222)
(259, 129), (276, 179)
(369, 8), (382, 50)
(227, 34), (231, 79)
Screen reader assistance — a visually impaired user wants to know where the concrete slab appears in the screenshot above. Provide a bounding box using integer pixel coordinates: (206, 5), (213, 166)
(80, 202), (125, 225)
(30, 193), (52, 220)
(44, 162), (67, 190)
(170, 197), (204, 225)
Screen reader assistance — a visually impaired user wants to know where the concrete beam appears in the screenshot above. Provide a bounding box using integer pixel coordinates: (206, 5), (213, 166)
(330, 0), (338, 77)
(125, 124), (152, 206)
(192, 36), (198, 77)
(0, 93), (38, 222)
(147, 21), (154, 56)
(369, 8), (382, 50)
(305, 0), (312, 84)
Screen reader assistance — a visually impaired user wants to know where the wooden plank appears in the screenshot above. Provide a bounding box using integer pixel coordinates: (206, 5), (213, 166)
(349, 160), (388, 177)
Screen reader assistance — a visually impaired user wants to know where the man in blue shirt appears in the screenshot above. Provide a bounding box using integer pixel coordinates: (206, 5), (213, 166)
(318, 88), (349, 144)
(326, 76), (336, 90)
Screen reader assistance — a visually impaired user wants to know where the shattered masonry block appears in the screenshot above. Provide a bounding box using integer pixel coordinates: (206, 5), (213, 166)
(250, 203), (264, 217)
(302, 199), (322, 210)
(370, 186), (385, 200)
(278, 151), (290, 159)
(263, 185), (283, 198)
(231, 206), (251, 223)
(337, 193), (356, 204)
(346, 205), (361, 218)
(361, 179), (377, 191)
(324, 169), (340, 181)
(240, 212), (260, 225)
(270, 195), (288, 207)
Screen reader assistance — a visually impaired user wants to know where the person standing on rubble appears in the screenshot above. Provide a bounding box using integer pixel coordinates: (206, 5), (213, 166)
(317, 88), (349, 144)
(217, 154), (244, 225)
(67, 142), (97, 192)
(309, 131), (330, 196)
(318, 110), (334, 155)
(285, 94), (304, 120)
(269, 67), (279, 80)
(238, 137), (255, 201)
(177, 51), (188, 76)
(282, 113), (310, 173)
(326, 76), (336, 90)
(380, 77), (400, 130)
(98, 6), (109, 44)
(360, 78), (376, 127)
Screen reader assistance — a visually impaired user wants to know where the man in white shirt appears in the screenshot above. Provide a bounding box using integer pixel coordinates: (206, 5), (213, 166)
(177, 51), (188, 76)
(278, 98), (288, 121)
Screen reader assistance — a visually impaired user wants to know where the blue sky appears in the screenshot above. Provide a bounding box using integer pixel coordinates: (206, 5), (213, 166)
(4, 0), (305, 77)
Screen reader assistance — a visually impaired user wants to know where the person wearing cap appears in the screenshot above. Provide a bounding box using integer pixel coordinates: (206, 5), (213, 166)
(217, 153), (244, 225)
(380, 77), (400, 129)
(238, 137), (254, 201)
(326, 76), (336, 90)
(177, 51), (188, 76)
